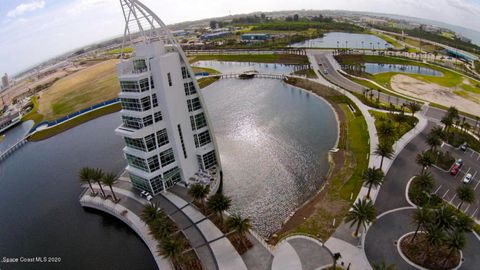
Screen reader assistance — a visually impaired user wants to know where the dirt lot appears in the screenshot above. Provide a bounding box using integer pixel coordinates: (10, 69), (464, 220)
(391, 74), (480, 116)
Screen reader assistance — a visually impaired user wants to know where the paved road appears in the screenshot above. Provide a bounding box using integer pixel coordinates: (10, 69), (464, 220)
(375, 121), (435, 214)
(313, 51), (479, 127)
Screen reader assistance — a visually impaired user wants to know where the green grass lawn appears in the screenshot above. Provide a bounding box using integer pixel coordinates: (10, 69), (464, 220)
(105, 47), (133, 54)
(190, 54), (309, 65)
(370, 32), (403, 49)
(28, 103), (121, 141)
(192, 66), (221, 75)
(370, 110), (418, 147)
(21, 96), (44, 124)
(292, 68), (318, 78)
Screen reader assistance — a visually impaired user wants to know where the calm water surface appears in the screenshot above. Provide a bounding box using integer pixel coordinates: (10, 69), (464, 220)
(364, 63), (443, 76)
(193, 60), (299, 75)
(290, 32), (393, 49)
(0, 113), (157, 270)
(202, 79), (338, 236)
(0, 120), (33, 153)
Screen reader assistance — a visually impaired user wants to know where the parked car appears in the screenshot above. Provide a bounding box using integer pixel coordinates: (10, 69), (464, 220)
(460, 143), (468, 151)
(450, 159), (463, 176)
(463, 173), (473, 184)
(140, 190), (153, 201)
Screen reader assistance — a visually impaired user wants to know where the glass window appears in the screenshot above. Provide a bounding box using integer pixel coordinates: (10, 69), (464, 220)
(156, 129), (169, 147)
(139, 78), (150, 92)
(197, 130), (211, 147)
(143, 115), (153, 127)
(202, 150), (217, 169)
(150, 76), (155, 89)
(190, 115), (196, 130)
(122, 115), (143, 129)
(177, 124), (187, 159)
(154, 111), (162, 122)
(126, 153), (149, 172)
(181, 67), (188, 79)
(194, 113), (207, 129)
(145, 134), (156, 152)
(120, 97), (151, 112)
(167, 73), (172, 86)
(130, 173), (153, 193)
(187, 97), (201, 112)
(159, 148), (175, 167)
(124, 137), (146, 151)
(147, 155), (160, 172)
(133, 59), (147, 72)
(184, 82), (196, 96)
(120, 81), (139, 93)
(152, 94), (158, 107)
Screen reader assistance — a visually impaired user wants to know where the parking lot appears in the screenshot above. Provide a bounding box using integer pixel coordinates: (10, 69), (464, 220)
(430, 143), (480, 220)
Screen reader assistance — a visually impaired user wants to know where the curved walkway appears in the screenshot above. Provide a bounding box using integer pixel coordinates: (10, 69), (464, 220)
(81, 182), (247, 270)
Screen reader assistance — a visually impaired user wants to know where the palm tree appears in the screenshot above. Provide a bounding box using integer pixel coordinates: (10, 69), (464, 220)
(416, 151), (434, 174)
(424, 224), (445, 258)
(441, 116), (454, 133)
(407, 102), (421, 116)
(91, 168), (106, 197)
(79, 167), (96, 195)
(157, 235), (186, 268)
(188, 184), (210, 212)
(455, 214), (474, 232)
(456, 185), (475, 210)
(426, 133), (442, 152)
(226, 214), (252, 249)
(362, 167), (385, 198)
(377, 122), (396, 141)
(434, 206), (456, 231)
(430, 126), (446, 140)
(150, 217), (174, 240)
(102, 172), (119, 202)
(415, 172), (435, 194)
(447, 106), (459, 120)
(140, 203), (162, 224)
(443, 230), (466, 266)
(332, 253), (341, 270)
(374, 142), (394, 171)
(411, 207), (431, 242)
(345, 198), (376, 237)
(207, 193), (232, 228)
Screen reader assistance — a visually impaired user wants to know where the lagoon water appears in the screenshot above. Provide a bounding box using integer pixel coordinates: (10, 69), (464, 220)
(363, 63), (442, 76)
(290, 32), (393, 49)
(202, 79), (338, 236)
(0, 76), (338, 268)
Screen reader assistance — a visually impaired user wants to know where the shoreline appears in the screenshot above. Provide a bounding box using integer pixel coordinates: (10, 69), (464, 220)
(268, 77), (349, 243)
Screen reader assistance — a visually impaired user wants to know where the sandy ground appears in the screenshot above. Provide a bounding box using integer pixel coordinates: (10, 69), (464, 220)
(391, 74), (480, 116)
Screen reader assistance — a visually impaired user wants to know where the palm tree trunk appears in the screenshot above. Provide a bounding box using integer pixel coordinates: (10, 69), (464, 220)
(443, 248), (455, 266)
(109, 185), (118, 202)
(355, 222), (361, 237)
(97, 181), (106, 197)
(411, 224), (421, 243)
(219, 212), (224, 229)
(87, 180), (96, 194)
(367, 183), (373, 198)
(380, 156), (384, 171)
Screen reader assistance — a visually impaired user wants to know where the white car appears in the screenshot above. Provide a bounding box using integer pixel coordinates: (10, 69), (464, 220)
(463, 173), (473, 184)
(140, 191), (153, 201)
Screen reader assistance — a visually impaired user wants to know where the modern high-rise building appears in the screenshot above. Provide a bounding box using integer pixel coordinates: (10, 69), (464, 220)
(115, 0), (221, 195)
(1, 73), (9, 89)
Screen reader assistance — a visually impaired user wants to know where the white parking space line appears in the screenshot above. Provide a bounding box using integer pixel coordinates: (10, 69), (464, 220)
(474, 177), (480, 191)
(442, 189), (450, 198)
(450, 194), (457, 203)
(434, 185), (443, 194)
(464, 205), (471, 213)
(470, 151), (475, 157)
(472, 208), (479, 218)
(477, 154), (480, 161)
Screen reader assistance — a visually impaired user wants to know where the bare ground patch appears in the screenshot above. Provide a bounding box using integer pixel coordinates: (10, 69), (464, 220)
(391, 74), (480, 116)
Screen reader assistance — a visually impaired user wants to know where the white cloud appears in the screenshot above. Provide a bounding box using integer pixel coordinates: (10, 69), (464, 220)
(7, 0), (46, 18)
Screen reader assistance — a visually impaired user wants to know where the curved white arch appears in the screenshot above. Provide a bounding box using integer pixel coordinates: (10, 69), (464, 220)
(119, 0), (223, 180)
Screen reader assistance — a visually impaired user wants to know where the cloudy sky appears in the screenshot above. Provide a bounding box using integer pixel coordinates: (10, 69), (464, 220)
(1, 0), (480, 75)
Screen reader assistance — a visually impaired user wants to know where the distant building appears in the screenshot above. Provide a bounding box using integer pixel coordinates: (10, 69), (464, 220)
(240, 33), (271, 41)
(200, 31), (232, 41)
(1, 73), (9, 89)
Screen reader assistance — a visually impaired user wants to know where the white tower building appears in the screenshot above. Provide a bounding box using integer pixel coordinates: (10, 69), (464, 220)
(115, 0), (221, 194)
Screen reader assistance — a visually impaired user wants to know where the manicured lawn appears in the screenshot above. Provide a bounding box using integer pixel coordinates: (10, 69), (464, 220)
(28, 103), (121, 141)
(190, 54), (309, 65)
(105, 47), (133, 54)
(38, 59), (120, 121)
(198, 77), (220, 89)
(370, 110), (418, 147)
(192, 66), (220, 75)
(292, 68), (318, 78)
(370, 32), (403, 49)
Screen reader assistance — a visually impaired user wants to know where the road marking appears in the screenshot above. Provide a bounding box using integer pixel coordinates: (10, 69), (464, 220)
(471, 150), (475, 157)
(474, 177), (480, 191)
(477, 154), (480, 161)
(472, 208), (479, 218)
(434, 185), (442, 194)
(450, 194), (457, 203)
(442, 189), (450, 198)
(464, 205), (471, 213)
